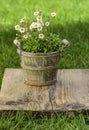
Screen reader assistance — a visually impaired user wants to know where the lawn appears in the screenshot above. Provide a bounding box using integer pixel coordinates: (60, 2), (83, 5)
(0, 111), (89, 130)
(0, 0), (89, 129)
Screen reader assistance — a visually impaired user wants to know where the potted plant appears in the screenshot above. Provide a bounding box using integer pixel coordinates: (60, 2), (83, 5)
(13, 11), (70, 86)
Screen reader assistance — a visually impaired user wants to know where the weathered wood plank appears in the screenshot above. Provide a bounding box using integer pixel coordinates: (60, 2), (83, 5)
(0, 69), (89, 111)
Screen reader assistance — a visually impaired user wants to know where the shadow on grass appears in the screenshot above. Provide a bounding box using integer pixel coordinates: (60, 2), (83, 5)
(53, 21), (89, 41)
(52, 21), (89, 69)
(0, 27), (20, 87)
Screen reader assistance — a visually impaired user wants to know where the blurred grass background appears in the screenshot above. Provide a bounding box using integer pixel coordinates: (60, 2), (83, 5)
(0, 0), (89, 129)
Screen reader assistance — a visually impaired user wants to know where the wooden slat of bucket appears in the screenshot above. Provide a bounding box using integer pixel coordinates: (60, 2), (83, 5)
(21, 51), (59, 57)
(24, 79), (57, 86)
(23, 69), (58, 86)
(21, 64), (58, 70)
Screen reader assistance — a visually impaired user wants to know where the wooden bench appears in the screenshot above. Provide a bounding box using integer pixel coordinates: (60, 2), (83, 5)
(0, 68), (89, 111)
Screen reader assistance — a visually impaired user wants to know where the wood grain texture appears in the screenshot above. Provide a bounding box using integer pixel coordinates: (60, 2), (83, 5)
(0, 69), (89, 111)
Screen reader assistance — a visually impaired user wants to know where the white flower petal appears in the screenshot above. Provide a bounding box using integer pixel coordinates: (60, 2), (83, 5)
(37, 26), (42, 31)
(23, 35), (28, 39)
(34, 11), (39, 16)
(19, 27), (25, 33)
(51, 12), (56, 17)
(45, 22), (50, 27)
(20, 18), (25, 23)
(37, 16), (42, 23)
(15, 25), (20, 30)
(39, 34), (44, 39)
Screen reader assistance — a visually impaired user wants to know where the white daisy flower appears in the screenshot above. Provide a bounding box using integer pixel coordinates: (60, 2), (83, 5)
(16, 33), (18, 36)
(37, 16), (42, 22)
(19, 27), (25, 33)
(34, 11), (39, 16)
(15, 25), (20, 30)
(29, 25), (33, 31)
(20, 18), (25, 23)
(29, 22), (37, 31)
(23, 34), (28, 39)
(45, 22), (50, 27)
(37, 26), (42, 31)
(39, 33), (44, 39)
(32, 22), (37, 28)
(51, 12), (56, 17)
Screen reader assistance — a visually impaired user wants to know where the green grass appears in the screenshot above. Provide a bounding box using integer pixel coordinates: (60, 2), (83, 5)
(0, 0), (89, 129)
(0, 111), (89, 130)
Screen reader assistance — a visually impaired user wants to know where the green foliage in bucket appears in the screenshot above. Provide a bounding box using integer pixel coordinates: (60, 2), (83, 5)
(13, 11), (70, 53)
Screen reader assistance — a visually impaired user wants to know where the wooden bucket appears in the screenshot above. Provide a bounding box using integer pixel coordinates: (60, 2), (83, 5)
(21, 51), (60, 86)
